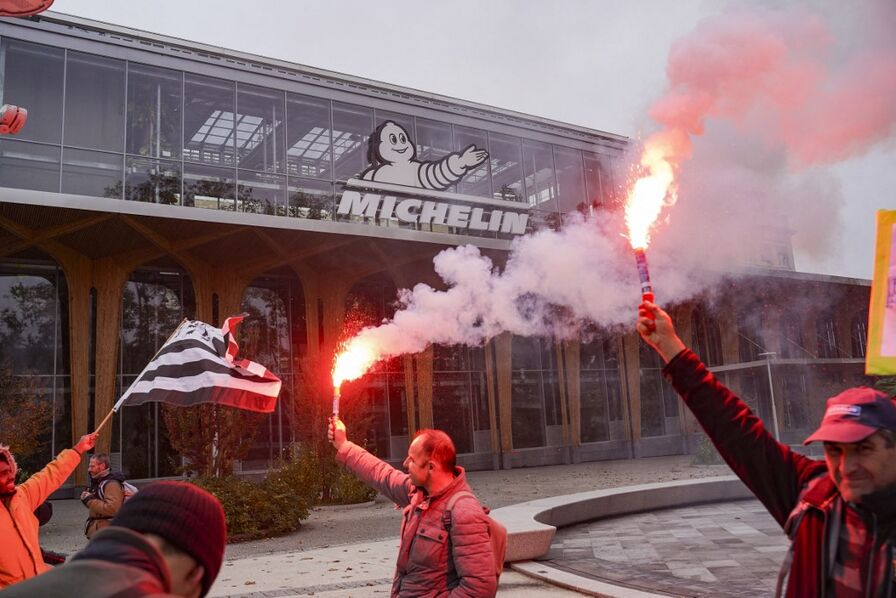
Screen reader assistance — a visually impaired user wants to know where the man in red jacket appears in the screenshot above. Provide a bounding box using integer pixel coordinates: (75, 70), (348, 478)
(329, 417), (498, 597)
(638, 301), (896, 597)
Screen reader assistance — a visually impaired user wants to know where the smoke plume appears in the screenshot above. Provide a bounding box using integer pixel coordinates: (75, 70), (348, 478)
(342, 0), (896, 368)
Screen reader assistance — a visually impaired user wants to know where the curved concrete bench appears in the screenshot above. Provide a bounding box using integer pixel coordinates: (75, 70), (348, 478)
(491, 475), (750, 562)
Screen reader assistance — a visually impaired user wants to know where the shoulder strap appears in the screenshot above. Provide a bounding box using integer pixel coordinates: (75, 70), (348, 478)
(442, 491), (477, 531)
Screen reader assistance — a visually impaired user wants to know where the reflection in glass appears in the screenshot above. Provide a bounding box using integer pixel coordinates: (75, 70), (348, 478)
(584, 151), (620, 209)
(0, 139), (60, 192)
(510, 336), (560, 449)
(184, 74), (235, 167)
(117, 269), (194, 478)
(455, 126), (491, 198)
(238, 172), (286, 215)
(522, 140), (557, 210)
(332, 102), (373, 181)
(64, 51), (125, 152)
(0, 265), (68, 475)
(125, 158), (181, 205)
(488, 133), (524, 203)
(288, 178), (334, 220)
(1, 39), (64, 144)
(63, 148), (123, 198)
(236, 84), (285, 174)
(127, 63), (182, 159)
(553, 146), (586, 214)
(433, 372), (474, 454)
(183, 163), (236, 210)
(639, 340), (679, 437)
(387, 373), (408, 438)
(580, 333), (622, 443)
(286, 94), (332, 179)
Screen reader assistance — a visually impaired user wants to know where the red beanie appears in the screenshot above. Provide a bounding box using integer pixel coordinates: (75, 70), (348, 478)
(112, 481), (226, 596)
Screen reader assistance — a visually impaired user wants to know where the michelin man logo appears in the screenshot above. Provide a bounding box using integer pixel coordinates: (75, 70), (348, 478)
(361, 121), (488, 189)
(336, 120), (529, 235)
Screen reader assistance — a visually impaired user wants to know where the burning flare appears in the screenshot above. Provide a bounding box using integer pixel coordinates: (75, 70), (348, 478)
(332, 338), (379, 389)
(623, 138), (678, 251)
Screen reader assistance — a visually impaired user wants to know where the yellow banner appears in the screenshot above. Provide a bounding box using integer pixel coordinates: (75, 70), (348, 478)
(867, 210), (896, 375)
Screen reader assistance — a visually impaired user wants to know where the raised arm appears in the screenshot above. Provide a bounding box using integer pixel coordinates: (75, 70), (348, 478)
(329, 417), (414, 507)
(637, 302), (825, 525)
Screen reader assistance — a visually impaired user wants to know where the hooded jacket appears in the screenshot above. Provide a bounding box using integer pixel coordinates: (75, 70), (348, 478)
(0, 448), (82, 588)
(0, 526), (177, 597)
(337, 441), (497, 597)
(665, 349), (896, 597)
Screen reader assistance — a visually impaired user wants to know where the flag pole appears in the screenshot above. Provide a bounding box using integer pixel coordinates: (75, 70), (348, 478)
(92, 318), (189, 435)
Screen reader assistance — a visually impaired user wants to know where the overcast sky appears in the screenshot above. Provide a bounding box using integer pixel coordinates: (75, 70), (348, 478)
(50, 0), (895, 280)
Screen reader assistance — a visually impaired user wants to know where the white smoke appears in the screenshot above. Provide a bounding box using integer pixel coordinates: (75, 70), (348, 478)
(344, 0), (896, 365)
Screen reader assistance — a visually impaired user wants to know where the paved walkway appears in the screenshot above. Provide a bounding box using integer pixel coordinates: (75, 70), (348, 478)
(543, 499), (788, 597)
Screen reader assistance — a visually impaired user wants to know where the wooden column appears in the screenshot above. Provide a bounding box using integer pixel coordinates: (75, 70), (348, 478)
(562, 340), (581, 447)
(621, 332), (642, 447)
(92, 259), (129, 455)
(415, 346), (434, 429)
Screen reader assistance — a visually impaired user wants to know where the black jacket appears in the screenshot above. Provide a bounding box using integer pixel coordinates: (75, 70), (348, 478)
(664, 349), (896, 597)
(0, 526), (176, 597)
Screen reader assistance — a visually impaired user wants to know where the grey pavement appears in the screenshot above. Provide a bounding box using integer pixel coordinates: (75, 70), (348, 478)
(543, 498), (788, 597)
(37, 455), (737, 596)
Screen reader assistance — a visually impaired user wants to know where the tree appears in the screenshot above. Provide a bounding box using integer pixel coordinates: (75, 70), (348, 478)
(162, 404), (264, 477)
(0, 360), (53, 474)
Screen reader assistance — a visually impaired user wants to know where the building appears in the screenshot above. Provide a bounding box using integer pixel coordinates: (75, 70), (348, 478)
(0, 13), (872, 488)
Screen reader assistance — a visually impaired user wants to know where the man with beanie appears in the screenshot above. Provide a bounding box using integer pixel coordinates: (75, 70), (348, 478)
(1, 481), (227, 597)
(638, 301), (896, 597)
(0, 433), (97, 588)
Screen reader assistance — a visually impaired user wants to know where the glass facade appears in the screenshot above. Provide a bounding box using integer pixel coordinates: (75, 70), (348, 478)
(0, 262), (71, 477)
(579, 332), (624, 443)
(510, 336), (562, 449)
(432, 345), (490, 455)
(0, 36), (615, 241)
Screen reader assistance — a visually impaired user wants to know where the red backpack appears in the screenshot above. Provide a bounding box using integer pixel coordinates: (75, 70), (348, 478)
(442, 491), (508, 581)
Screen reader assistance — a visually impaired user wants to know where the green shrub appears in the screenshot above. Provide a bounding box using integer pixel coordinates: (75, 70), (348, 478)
(691, 433), (723, 465)
(191, 457), (317, 542)
(325, 469), (376, 505)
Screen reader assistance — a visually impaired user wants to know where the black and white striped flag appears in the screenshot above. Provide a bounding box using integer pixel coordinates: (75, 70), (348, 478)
(113, 316), (281, 413)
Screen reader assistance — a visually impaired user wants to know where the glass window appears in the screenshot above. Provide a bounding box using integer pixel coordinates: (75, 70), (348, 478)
(511, 336), (548, 449)
(691, 306), (723, 366)
(387, 373), (408, 437)
(236, 84), (285, 174)
(126, 63), (182, 159)
(0, 139), (60, 192)
(433, 372), (474, 454)
(289, 177), (334, 220)
(553, 146), (586, 214)
(454, 126), (490, 198)
(286, 93), (332, 179)
(415, 118), (452, 163)
(62, 148), (122, 198)
(125, 157), (181, 205)
(580, 333), (622, 443)
(522, 139), (557, 210)
(238, 171), (286, 215)
(183, 163), (235, 210)
(816, 309), (841, 358)
(1, 39), (64, 144)
(183, 74), (235, 167)
(0, 265), (69, 474)
(118, 269), (195, 478)
(639, 340), (676, 437)
(64, 51), (125, 152)
(583, 151), (623, 209)
(780, 309), (806, 358)
(488, 132), (524, 203)
(332, 102), (373, 181)
(851, 309), (868, 358)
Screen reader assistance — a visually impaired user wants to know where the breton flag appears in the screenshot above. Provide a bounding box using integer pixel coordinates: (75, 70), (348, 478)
(113, 316), (281, 413)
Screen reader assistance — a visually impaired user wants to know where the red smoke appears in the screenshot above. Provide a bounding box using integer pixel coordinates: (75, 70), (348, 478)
(648, 2), (896, 166)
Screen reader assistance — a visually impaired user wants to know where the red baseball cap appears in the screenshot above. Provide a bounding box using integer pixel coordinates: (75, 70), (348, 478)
(804, 387), (896, 445)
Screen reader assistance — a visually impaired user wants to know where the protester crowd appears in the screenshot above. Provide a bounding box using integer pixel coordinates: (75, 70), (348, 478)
(2, 302), (896, 597)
